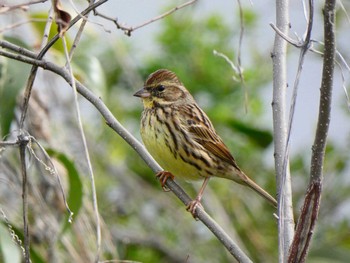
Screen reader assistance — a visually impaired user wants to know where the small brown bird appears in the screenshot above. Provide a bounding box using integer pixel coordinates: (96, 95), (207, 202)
(134, 69), (277, 216)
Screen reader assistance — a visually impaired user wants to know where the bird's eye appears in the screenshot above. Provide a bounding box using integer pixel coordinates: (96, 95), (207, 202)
(156, 85), (165, 92)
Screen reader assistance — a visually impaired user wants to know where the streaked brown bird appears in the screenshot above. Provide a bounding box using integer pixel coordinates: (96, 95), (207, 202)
(134, 69), (277, 216)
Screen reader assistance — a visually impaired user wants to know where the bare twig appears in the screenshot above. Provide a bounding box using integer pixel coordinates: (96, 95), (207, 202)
(288, 0), (336, 261)
(18, 133), (30, 263)
(0, 0), (48, 13)
(270, 23), (300, 47)
(0, 48), (253, 263)
(0, 40), (37, 58)
(280, 0), (314, 225)
(94, 0), (198, 36)
(40, 7), (54, 49)
(0, 140), (20, 147)
(27, 136), (73, 221)
(0, 19), (48, 33)
(61, 33), (102, 262)
(65, 1), (103, 261)
(235, 0), (248, 113)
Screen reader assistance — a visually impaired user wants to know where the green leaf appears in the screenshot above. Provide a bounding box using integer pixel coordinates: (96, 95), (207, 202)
(0, 221), (45, 263)
(228, 119), (273, 148)
(46, 149), (83, 233)
(30, 12), (72, 55)
(0, 50), (30, 137)
(0, 223), (21, 263)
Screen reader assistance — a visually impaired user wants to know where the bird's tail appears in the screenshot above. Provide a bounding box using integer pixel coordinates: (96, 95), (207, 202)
(240, 173), (277, 208)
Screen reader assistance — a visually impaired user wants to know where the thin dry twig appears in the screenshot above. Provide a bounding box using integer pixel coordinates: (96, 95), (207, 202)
(281, 0), (313, 196)
(61, 32), (102, 262)
(309, 40), (350, 110)
(0, 19), (48, 33)
(27, 136), (73, 221)
(0, 0), (48, 13)
(40, 7), (54, 49)
(0, 40), (37, 58)
(94, 0), (198, 36)
(18, 133), (31, 263)
(235, 0), (248, 113)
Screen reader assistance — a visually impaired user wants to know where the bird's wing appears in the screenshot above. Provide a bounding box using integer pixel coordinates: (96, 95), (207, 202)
(186, 119), (240, 170)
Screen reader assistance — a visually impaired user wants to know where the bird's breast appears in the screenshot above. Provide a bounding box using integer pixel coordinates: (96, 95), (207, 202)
(140, 108), (209, 181)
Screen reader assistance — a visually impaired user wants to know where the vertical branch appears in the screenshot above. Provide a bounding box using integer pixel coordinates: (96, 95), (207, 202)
(271, 0), (295, 261)
(288, 0), (336, 262)
(18, 134), (30, 263)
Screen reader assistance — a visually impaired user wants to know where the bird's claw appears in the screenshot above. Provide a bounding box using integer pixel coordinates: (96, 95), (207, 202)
(156, 171), (174, 192)
(186, 199), (203, 220)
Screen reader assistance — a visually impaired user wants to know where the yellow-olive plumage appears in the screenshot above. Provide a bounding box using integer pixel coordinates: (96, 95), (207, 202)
(134, 69), (277, 210)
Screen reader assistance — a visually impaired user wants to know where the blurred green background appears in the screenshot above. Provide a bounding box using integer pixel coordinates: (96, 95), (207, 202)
(0, 1), (350, 262)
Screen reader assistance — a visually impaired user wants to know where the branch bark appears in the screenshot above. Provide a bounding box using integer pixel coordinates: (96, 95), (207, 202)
(288, 1), (336, 262)
(271, 0), (295, 261)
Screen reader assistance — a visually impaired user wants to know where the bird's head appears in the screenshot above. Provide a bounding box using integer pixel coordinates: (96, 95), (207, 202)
(133, 69), (194, 109)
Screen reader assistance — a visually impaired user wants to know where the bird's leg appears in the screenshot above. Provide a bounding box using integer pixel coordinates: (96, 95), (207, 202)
(156, 171), (175, 192)
(186, 177), (210, 218)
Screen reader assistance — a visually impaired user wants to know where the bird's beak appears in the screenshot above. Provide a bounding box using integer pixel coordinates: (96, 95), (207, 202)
(133, 88), (151, 98)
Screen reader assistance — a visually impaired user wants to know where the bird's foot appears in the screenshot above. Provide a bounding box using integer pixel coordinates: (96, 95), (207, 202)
(186, 198), (204, 220)
(156, 171), (174, 192)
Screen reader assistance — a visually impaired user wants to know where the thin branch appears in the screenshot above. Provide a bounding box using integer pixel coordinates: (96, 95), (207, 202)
(235, 0), (248, 113)
(94, 0), (198, 36)
(0, 19), (48, 33)
(0, 40), (37, 58)
(271, 0), (294, 261)
(270, 23), (300, 47)
(40, 7), (54, 49)
(0, 48), (253, 263)
(0, 140), (20, 147)
(27, 136), (73, 221)
(283, 0), (314, 205)
(288, 0), (336, 261)
(0, 0), (48, 13)
(61, 33), (102, 262)
(64, 1), (103, 261)
(18, 133), (30, 263)
(310, 40), (350, 110)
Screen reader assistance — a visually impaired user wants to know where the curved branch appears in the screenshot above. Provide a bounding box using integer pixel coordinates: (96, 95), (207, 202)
(0, 48), (253, 263)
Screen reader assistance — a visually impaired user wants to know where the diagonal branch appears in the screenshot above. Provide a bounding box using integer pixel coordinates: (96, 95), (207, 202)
(288, 0), (336, 262)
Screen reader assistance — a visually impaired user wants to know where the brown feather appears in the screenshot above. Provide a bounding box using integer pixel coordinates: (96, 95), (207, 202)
(186, 118), (241, 171)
